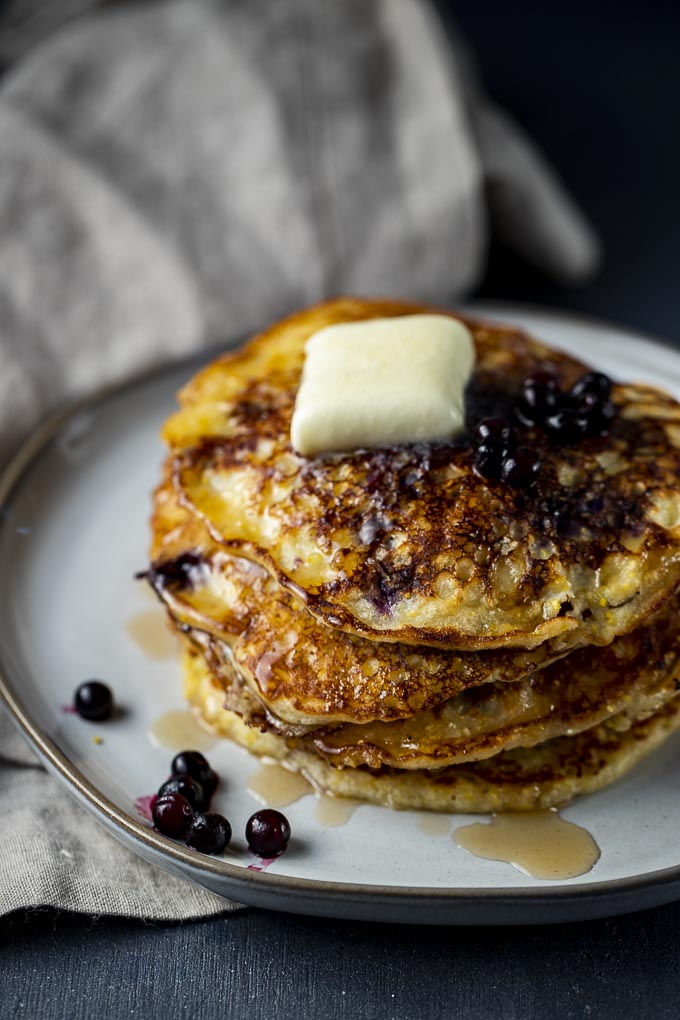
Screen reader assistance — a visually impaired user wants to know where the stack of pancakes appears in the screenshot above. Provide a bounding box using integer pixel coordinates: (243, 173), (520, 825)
(144, 298), (680, 812)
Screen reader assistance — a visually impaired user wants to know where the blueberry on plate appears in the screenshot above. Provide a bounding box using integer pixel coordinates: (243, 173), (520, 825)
(74, 680), (114, 722)
(171, 750), (219, 804)
(157, 775), (205, 812)
(152, 793), (194, 838)
(186, 812), (232, 855)
(246, 809), (291, 858)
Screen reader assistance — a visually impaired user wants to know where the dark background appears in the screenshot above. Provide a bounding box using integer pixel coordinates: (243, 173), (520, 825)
(3, 2), (680, 1018)
(454, 0), (680, 341)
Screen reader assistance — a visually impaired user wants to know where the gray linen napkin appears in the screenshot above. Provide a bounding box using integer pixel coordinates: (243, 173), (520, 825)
(0, 0), (599, 919)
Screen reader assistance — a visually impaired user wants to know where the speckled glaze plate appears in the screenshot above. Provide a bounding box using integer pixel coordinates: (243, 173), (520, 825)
(3, 304), (680, 926)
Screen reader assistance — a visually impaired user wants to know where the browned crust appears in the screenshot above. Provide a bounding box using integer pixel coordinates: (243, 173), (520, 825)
(162, 296), (680, 650)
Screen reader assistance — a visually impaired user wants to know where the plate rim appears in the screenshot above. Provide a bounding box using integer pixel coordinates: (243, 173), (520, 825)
(3, 301), (680, 925)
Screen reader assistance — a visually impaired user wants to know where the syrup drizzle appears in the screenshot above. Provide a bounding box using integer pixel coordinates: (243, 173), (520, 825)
(314, 794), (361, 828)
(454, 810), (600, 880)
(246, 764), (360, 827)
(126, 610), (178, 660)
(148, 710), (218, 753)
(247, 763), (313, 808)
(139, 584), (161, 606)
(417, 814), (453, 837)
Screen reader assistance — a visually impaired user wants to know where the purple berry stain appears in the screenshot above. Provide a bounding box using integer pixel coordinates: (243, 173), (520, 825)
(134, 794), (158, 823)
(247, 850), (278, 873)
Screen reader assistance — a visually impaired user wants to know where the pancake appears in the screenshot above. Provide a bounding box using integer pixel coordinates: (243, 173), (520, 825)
(147, 477), (680, 750)
(146, 477), (568, 725)
(165, 297), (680, 651)
(145, 296), (680, 816)
(148, 473), (680, 763)
(183, 642), (680, 813)
(180, 592), (680, 770)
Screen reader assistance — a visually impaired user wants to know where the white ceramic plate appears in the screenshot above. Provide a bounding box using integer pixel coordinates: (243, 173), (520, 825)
(3, 304), (680, 926)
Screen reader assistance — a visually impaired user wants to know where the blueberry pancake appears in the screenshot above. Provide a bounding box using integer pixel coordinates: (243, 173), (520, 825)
(142, 297), (680, 812)
(147, 476), (568, 725)
(182, 597), (680, 771)
(182, 642), (680, 814)
(165, 298), (680, 652)
(148, 478), (680, 770)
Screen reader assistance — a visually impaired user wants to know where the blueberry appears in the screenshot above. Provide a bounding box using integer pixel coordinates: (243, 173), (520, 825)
(201, 769), (219, 802)
(545, 407), (591, 444)
(474, 442), (507, 481)
(500, 447), (541, 487)
(550, 509), (583, 538)
(515, 370), (560, 426)
(74, 681), (114, 722)
(568, 390), (600, 416)
(586, 399), (616, 437)
(584, 495), (605, 515)
(475, 417), (512, 447)
(186, 812), (231, 855)
(138, 552), (204, 591)
(152, 793), (194, 838)
(158, 775), (205, 811)
(171, 750), (209, 784)
(171, 751), (219, 805)
(246, 809), (291, 858)
(566, 373), (616, 439)
(570, 372), (612, 402)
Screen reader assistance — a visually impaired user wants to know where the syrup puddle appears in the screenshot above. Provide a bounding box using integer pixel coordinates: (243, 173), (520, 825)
(139, 584), (161, 605)
(417, 814), (453, 837)
(454, 810), (600, 880)
(126, 610), (178, 660)
(247, 763), (314, 808)
(148, 710), (218, 753)
(247, 764), (360, 826)
(314, 794), (361, 828)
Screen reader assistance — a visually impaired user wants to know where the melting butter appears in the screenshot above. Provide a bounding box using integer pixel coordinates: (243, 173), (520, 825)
(454, 810), (600, 880)
(291, 315), (475, 456)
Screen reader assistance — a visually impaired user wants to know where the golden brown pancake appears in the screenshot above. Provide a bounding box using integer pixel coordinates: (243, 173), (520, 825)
(147, 477), (680, 760)
(183, 642), (680, 813)
(143, 296), (680, 814)
(164, 297), (680, 651)
(179, 592), (680, 770)
(147, 477), (569, 725)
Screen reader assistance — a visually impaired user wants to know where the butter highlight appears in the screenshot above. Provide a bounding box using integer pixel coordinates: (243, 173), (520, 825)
(291, 314), (475, 456)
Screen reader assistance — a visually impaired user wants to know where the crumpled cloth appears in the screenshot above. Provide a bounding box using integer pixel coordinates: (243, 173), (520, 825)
(0, 714), (232, 918)
(0, 0), (598, 919)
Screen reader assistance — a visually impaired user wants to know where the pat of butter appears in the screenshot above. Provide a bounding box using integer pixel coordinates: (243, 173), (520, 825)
(291, 314), (475, 456)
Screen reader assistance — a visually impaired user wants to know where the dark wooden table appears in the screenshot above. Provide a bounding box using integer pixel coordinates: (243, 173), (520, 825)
(2, 2), (680, 1017)
(3, 902), (680, 1019)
